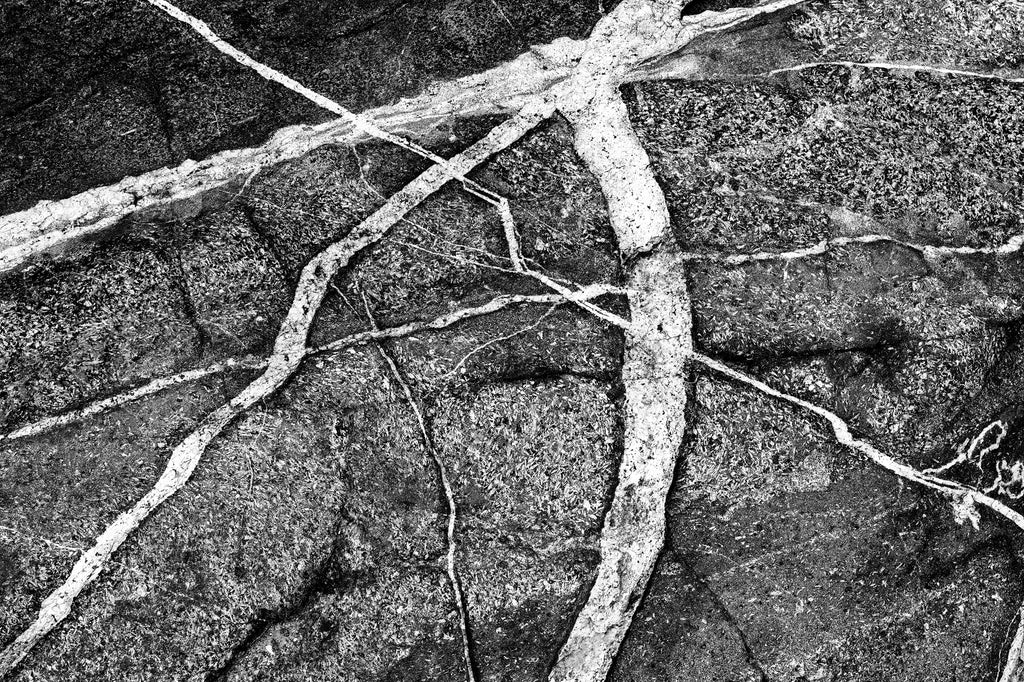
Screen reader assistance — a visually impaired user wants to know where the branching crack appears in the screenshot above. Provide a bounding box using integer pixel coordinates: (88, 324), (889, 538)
(691, 351), (1024, 682)
(358, 292), (478, 682)
(0, 286), (618, 446)
(4, 0), (1023, 680)
(0, 86), (552, 677)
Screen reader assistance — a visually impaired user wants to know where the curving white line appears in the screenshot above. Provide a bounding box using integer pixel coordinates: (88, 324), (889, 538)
(546, 2), (808, 680)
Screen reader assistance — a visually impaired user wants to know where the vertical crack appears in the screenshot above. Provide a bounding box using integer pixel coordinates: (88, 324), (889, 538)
(546, 2), (806, 680)
(152, 230), (212, 358)
(358, 293), (479, 682)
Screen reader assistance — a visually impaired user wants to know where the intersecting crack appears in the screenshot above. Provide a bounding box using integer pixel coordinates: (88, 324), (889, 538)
(0, 90), (553, 677)
(0, 0), (803, 278)
(544, 2), (808, 679)
(5, 0), (1024, 680)
(0, 286), (618, 446)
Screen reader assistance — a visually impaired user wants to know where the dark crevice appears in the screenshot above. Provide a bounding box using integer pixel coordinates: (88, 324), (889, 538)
(141, 76), (178, 163)
(702, 337), (896, 365)
(690, 309), (911, 365)
(203, 505), (374, 682)
(465, 366), (615, 394)
(203, 616), (269, 682)
(671, 550), (770, 681)
(0, 93), (52, 123)
(150, 233), (211, 359)
(239, 201), (297, 286)
(681, 0), (759, 16)
(694, 318), (1007, 367)
(204, 347), (465, 682)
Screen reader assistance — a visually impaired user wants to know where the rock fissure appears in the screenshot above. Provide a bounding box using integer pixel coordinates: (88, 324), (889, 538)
(0, 97), (552, 677)
(692, 350), (1024, 682)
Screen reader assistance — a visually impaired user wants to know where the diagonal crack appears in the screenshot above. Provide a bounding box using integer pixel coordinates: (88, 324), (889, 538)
(8, 1), (1022, 680)
(0, 285), (619, 446)
(691, 350), (1024, 682)
(0, 98), (551, 678)
(672, 550), (770, 681)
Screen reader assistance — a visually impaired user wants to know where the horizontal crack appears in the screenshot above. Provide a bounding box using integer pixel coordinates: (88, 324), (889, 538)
(680, 231), (1024, 266)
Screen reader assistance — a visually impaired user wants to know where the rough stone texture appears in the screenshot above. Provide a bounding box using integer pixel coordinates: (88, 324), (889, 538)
(0, 241), (200, 431)
(0, 0), (610, 214)
(0, 377), (237, 650)
(793, 0), (1024, 69)
(171, 206), (292, 359)
(629, 70), (1024, 255)
(626, 373), (1024, 682)
(436, 378), (619, 681)
(4, 0), (1024, 680)
(610, 552), (764, 682)
(0, 99), (624, 681)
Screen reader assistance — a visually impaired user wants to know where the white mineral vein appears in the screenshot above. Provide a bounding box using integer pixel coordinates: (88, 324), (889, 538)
(692, 351), (1024, 682)
(0, 100), (551, 677)
(546, 2), (805, 679)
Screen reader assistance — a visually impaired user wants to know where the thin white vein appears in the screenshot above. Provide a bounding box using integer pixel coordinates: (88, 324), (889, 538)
(764, 60), (1024, 84)
(0, 103), (550, 678)
(692, 352), (1024, 532)
(360, 294), (476, 682)
(693, 351), (1024, 682)
(925, 420), (1008, 475)
(0, 357), (265, 444)
(439, 304), (560, 380)
(145, 0), (505, 204)
(314, 283), (622, 353)
(496, 198), (632, 328)
(0, 285), (621, 447)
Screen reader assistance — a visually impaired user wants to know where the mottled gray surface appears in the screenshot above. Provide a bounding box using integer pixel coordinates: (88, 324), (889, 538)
(3, 0), (1024, 680)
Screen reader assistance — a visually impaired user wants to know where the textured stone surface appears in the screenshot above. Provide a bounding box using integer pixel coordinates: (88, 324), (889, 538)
(3, 1), (1024, 680)
(0, 0), (611, 214)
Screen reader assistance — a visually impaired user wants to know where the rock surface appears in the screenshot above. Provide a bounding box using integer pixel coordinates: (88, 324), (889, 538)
(3, 1), (1024, 681)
